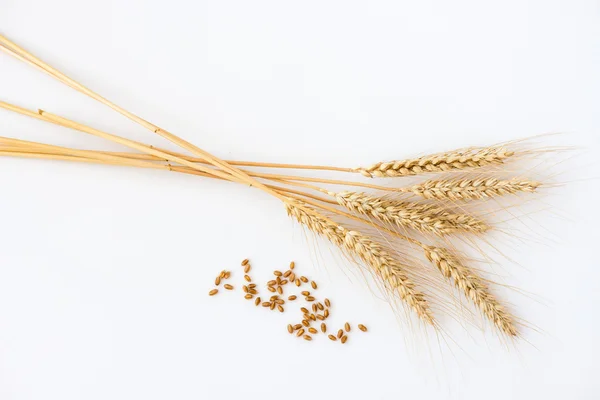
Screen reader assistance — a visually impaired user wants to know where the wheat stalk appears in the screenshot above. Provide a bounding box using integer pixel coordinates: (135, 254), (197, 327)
(354, 146), (514, 178)
(286, 203), (435, 325)
(424, 246), (517, 336)
(409, 177), (541, 201)
(331, 191), (489, 236)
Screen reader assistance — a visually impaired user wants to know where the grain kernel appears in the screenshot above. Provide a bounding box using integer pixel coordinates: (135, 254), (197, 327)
(277, 305), (285, 313)
(311, 281), (317, 290)
(296, 329), (305, 337)
(223, 271), (231, 279)
(243, 265), (251, 274)
(300, 307), (309, 314)
(267, 280), (277, 286)
(267, 287), (276, 293)
(306, 296), (315, 302)
(262, 302), (271, 307)
(289, 261), (295, 270)
(273, 270), (282, 277)
(301, 291), (310, 296)
(280, 279), (288, 285)
(317, 302), (324, 311)
(215, 276), (221, 286)
(208, 289), (218, 296)
(302, 320), (310, 327)
(358, 324), (368, 332)
(308, 327), (318, 334)
(270, 302), (276, 310)
(255, 297), (261, 306)
(283, 270), (292, 278)
(316, 314), (325, 321)
(321, 323), (327, 333)
(337, 329), (344, 339)
(249, 289), (258, 295)
(224, 284), (234, 290)
(276, 277), (282, 285)
(275, 299), (285, 305)
(289, 272), (296, 282)
(324, 309), (330, 318)
(287, 324), (293, 334)
(300, 276), (308, 283)
(303, 335), (312, 341)
(244, 294), (253, 300)
(344, 322), (351, 332)
(303, 313), (311, 321)
(220, 270), (226, 278)
(277, 286), (283, 295)
(328, 334), (337, 341)
(241, 259), (249, 266)
(288, 295), (297, 301)
(248, 283), (257, 289)
(293, 324), (302, 330)
(270, 295), (279, 301)
(295, 279), (301, 287)
(244, 275), (251, 282)
(324, 298), (331, 308)
(242, 285), (249, 293)
(341, 335), (348, 344)
(312, 304), (318, 313)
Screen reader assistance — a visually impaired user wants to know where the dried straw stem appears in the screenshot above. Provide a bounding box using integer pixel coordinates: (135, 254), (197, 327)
(354, 146), (514, 178)
(424, 246), (517, 336)
(409, 177), (541, 201)
(331, 191), (489, 236)
(286, 203), (435, 325)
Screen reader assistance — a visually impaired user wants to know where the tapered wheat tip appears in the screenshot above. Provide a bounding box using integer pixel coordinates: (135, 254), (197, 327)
(424, 246), (517, 336)
(286, 202), (435, 325)
(332, 191), (489, 236)
(409, 177), (541, 201)
(354, 146), (514, 178)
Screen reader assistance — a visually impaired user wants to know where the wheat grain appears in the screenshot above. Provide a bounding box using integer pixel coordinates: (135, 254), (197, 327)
(424, 246), (517, 336)
(354, 146), (514, 178)
(410, 177), (541, 201)
(286, 203), (434, 325)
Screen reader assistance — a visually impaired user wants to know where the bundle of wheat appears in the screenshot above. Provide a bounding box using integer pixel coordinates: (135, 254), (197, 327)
(0, 34), (559, 339)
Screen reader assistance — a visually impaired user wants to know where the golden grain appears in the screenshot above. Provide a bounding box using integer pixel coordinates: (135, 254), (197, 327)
(267, 287), (276, 293)
(302, 320), (310, 327)
(209, 289), (218, 296)
(289, 272), (296, 282)
(248, 283), (256, 288)
(277, 286), (283, 295)
(283, 270), (292, 278)
(270, 302), (276, 310)
(324, 298), (331, 307)
(344, 322), (351, 332)
(296, 328), (305, 337)
(337, 329), (344, 339)
(288, 295), (297, 301)
(287, 324), (293, 333)
(300, 276), (308, 283)
(244, 265), (251, 273)
(341, 335), (348, 344)
(275, 299), (285, 305)
(328, 334), (337, 341)
(321, 323), (327, 333)
(293, 324), (302, 330)
(300, 307), (309, 314)
(301, 291), (310, 296)
(316, 314), (325, 321)
(224, 284), (234, 290)
(317, 302), (324, 311)
(274, 270), (282, 277)
(255, 297), (261, 306)
(311, 281), (317, 290)
(267, 280), (276, 286)
(289, 261), (295, 270)
(306, 296), (315, 302)
(223, 271), (231, 279)
(358, 324), (367, 332)
(241, 259), (249, 266)
(303, 335), (312, 341)
(244, 294), (253, 300)
(215, 276), (221, 286)
(243, 285), (249, 293)
(249, 289), (258, 295)
(312, 304), (318, 313)
(244, 275), (251, 282)
(280, 279), (288, 285)
(308, 327), (318, 334)
(277, 305), (284, 313)
(262, 302), (271, 307)
(323, 309), (329, 319)
(295, 279), (301, 287)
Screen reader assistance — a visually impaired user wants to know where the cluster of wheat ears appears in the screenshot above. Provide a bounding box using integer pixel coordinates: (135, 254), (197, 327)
(0, 35), (559, 340)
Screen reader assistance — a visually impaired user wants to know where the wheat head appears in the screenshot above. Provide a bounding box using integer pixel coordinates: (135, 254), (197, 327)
(424, 246), (517, 336)
(332, 191), (489, 236)
(354, 146), (514, 178)
(286, 202), (435, 325)
(409, 177), (541, 201)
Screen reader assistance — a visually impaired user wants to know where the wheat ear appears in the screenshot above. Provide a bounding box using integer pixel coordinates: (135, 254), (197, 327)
(354, 146), (514, 178)
(424, 246), (517, 336)
(332, 191), (489, 236)
(409, 177), (541, 201)
(286, 203), (435, 325)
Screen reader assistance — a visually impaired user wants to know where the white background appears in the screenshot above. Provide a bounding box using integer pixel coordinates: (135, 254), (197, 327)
(1, 1), (599, 399)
